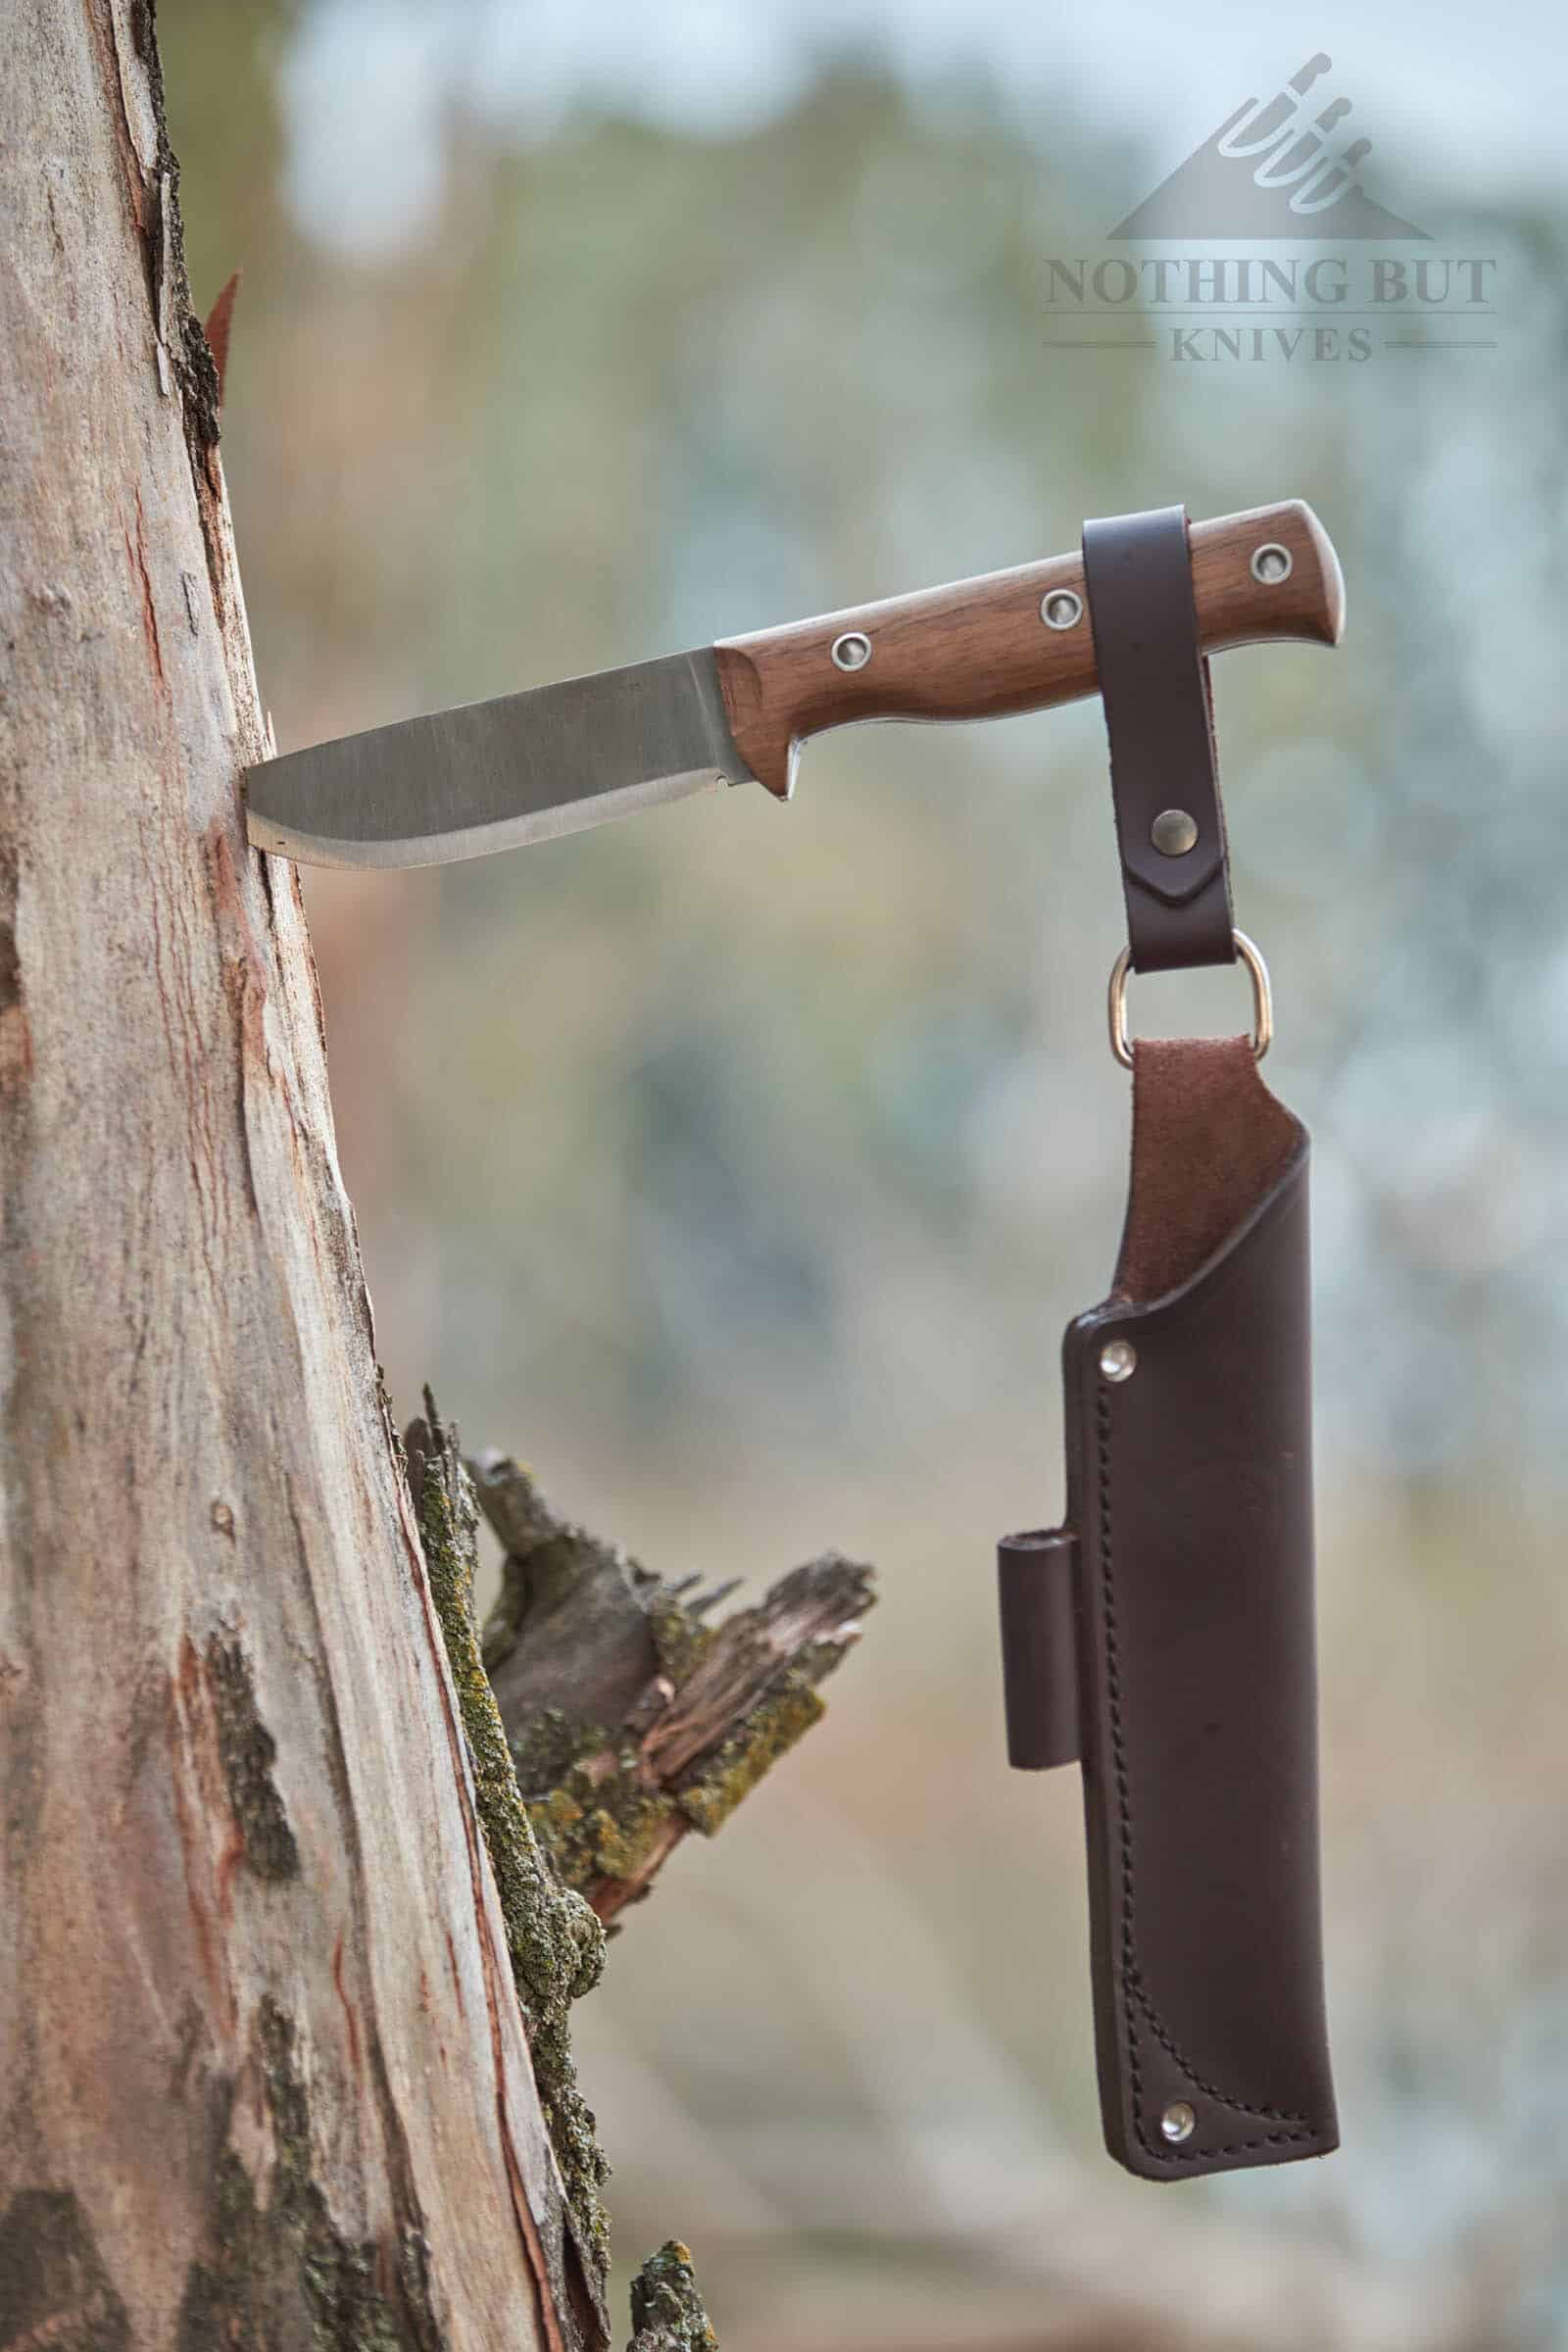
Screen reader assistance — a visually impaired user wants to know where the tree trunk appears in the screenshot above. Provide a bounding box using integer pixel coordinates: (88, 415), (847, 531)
(0, 7), (594, 2343)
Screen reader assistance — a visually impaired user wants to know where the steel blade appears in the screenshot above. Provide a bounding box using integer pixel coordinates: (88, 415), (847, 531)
(244, 648), (754, 870)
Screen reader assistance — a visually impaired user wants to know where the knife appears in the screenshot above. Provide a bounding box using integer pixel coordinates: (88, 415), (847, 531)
(244, 499), (1343, 870)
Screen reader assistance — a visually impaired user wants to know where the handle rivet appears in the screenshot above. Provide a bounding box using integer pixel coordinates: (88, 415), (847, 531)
(1041, 589), (1083, 631)
(831, 631), (872, 672)
(1151, 808), (1199, 857)
(1100, 1339), (1137, 1384)
(1160, 2100), (1197, 2144)
(1250, 542), (1293, 585)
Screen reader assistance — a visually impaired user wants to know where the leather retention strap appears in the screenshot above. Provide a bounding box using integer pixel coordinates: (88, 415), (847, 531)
(1081, 506), (1235, 973)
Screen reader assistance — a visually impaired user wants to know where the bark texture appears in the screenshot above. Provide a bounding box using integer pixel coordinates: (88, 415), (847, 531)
(0, 7), (592, 2344)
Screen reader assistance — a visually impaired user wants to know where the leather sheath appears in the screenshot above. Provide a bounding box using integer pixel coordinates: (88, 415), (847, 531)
(1001, 1038), (1338, 2180)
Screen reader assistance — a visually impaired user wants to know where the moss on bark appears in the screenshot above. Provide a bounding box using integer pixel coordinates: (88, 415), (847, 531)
(205, 1634), (301, 1883)
(627, 2241), (717, 2350)
(405, 1397), (610, 2285)
(671, 1676), (825, 1837)
(174, 1998), (442, 2351)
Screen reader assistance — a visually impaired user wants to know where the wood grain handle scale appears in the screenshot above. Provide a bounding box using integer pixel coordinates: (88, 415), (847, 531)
(712, 499), (1343, 800)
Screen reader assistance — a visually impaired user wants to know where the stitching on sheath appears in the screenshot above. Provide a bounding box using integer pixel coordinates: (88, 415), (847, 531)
(1096, 1385), (1318, 2162)
(1129, 1978), (1305, 2123)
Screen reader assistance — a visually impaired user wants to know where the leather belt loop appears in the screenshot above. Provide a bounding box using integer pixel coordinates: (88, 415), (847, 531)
(1081, 506), (1236, 973)
(998, 1529), (1081, 1771)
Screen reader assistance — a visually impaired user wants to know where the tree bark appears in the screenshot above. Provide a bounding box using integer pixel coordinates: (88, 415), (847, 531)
(0, 8), (595, 2344)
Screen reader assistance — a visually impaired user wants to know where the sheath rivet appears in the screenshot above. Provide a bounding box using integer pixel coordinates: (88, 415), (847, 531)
(1041, 588), (1083, 630)
(1161, 2100), (1197, 2144)
(831, 631), (872, 672)
(1100, 1339), (1137, 1384)
(1250, 541), (1293, 585)
(1151, 807), (1199, 857)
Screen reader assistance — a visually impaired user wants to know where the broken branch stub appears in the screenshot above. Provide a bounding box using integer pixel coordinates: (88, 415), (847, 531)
(469, 1450), (875, 1925)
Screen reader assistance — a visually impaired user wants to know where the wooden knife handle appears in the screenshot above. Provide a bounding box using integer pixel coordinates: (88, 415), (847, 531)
(713, 499), (1343, 800)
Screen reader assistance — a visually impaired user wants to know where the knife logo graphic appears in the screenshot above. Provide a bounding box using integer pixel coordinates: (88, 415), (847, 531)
(244, 499), (1343, 871)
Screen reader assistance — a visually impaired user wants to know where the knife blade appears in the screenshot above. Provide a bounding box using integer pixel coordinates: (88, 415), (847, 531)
(245, 498), (1343, 872)
(245, 650), (745, 870)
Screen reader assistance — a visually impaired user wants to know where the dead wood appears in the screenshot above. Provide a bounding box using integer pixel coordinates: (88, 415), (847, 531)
(471, 1452), (875, 1926)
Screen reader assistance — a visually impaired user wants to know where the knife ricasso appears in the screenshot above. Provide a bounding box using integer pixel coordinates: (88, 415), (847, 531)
(713, 498), (1342, 801)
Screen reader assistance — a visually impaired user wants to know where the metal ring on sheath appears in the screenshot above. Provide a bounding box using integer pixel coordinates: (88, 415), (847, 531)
(1106, 928), (1272, 1070)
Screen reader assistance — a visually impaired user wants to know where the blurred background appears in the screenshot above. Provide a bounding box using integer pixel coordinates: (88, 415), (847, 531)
(164, 4), (1568, 2342)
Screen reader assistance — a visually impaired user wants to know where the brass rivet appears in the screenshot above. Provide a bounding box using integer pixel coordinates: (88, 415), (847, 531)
(1151, 808), (1199, 857)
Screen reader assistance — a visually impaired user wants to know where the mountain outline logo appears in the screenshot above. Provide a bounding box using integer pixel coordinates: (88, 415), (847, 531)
(1111, 54), (1429, 240)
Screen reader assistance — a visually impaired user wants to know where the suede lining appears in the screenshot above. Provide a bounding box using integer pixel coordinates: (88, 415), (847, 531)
(1112, 1036), (1301, 1304)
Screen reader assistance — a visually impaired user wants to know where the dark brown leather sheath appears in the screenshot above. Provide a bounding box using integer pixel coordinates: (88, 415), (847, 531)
(1002, 1037), (1338, 2180)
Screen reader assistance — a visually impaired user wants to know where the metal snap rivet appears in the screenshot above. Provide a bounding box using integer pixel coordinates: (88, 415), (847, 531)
(1160, 2100), (1197, 2144)
(1250, 542), (1293, 585)
(1100, 1339), (1137, 1384)
(831, 631), (872, 672)
(1151, 808), (1199, 857)
(1040, 589), (1083, 631)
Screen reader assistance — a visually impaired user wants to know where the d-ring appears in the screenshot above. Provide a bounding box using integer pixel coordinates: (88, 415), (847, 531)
(1107, 928), (1272, 1069)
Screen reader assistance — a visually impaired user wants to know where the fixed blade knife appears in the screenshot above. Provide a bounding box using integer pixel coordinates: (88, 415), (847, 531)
(244, 499), (1343, 871)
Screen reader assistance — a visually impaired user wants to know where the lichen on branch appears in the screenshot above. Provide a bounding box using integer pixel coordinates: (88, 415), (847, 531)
(627, 2241), (718, 2351)
(404, 1396), (610, 2291)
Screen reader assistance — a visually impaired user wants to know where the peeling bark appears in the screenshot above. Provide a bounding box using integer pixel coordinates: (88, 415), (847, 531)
(0, 7), (585, 2344)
